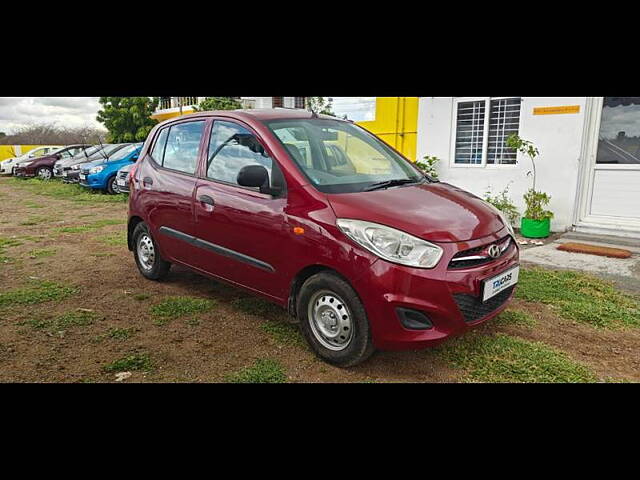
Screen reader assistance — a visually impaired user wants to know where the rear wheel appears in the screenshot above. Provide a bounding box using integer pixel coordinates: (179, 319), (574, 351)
(37, 167), (52, 180)
(106, 175), (119, 195)
(132, 222), (171, 280)
(297, 272), (375, 367)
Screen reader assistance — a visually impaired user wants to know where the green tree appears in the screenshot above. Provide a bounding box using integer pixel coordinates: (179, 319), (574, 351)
(96, 97), (159, 143)
(0, 132), (6, 138)
(306, 97), (335, 116)
(195, 97), (242, 111)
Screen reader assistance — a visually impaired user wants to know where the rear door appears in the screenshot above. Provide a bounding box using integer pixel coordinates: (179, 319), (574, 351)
(193, 119), (289, 301)
(138, 119), (207, 266)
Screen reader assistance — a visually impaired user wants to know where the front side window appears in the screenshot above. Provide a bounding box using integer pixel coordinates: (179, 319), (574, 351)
(206, 120), (275, 187)
(154, 121), (205, 174)
(454, 97), (521, 166)
(267, 118), (424, 194)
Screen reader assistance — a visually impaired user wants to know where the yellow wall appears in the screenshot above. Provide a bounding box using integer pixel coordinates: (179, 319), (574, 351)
(150, 107), (196, 122)
(0, 145), (41, 161)
(356, 97), (418, 161)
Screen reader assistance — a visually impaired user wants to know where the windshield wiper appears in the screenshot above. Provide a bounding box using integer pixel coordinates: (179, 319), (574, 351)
(364, 178), (419, 192)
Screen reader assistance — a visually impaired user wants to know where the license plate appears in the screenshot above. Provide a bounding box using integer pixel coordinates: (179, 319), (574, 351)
(80, 174), (86, 180)
(63, 171), (68, 177)
(117, 179), (126, 186)
(482, 266), (519, 302)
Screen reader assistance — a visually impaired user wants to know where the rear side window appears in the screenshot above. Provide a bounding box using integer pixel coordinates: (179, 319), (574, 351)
(206, 120), (274, 186)
(151, 121), (205, 175)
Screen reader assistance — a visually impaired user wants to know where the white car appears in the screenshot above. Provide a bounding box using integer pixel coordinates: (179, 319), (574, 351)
(0, 146), (62, 175)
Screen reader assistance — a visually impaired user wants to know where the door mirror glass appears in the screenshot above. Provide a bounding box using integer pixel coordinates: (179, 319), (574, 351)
(237, 165), (269, 189)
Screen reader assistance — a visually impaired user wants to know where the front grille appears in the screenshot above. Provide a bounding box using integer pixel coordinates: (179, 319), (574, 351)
(449, 236), (512, 269)
(118, 170), (128, 179)
(453, 286), (514, 324)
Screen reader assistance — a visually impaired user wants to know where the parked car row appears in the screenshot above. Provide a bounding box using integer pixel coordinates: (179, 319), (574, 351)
(1, 142), (142, 195)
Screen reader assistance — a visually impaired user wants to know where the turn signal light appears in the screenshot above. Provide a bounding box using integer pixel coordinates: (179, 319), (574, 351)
(293, 227), (305, 235)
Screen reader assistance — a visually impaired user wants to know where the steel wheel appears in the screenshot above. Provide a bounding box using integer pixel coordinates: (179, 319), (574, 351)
(137, 234), (155, 271)
(110, 176), (119, 194)
(307, 290), (354, 351)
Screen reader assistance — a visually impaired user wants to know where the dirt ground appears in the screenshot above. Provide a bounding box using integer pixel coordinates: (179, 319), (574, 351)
(0, 177), (638, 383)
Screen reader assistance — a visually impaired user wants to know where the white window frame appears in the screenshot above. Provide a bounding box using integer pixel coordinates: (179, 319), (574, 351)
(449, 96), (521, 169)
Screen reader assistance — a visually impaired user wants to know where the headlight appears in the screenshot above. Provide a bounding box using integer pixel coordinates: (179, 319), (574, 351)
(337, 219), (443, 268)
(89, 166), (104, 174)
(71, 164), (80, 170)
(497, 211), (515, 237)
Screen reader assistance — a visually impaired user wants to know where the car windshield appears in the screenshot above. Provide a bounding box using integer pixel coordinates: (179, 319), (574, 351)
(266, 118), (424, 194)
(72, 146), (100, 160)
(107, 143), (141, 161)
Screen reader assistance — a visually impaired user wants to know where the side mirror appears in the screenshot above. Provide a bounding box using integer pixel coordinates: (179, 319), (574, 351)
(237, 165), (269, 189)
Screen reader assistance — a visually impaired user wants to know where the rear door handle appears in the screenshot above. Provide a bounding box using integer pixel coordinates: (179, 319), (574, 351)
(199, 195), (215, 206)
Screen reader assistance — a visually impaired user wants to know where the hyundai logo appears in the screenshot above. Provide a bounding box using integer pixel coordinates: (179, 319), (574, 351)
(487, 245), (501, 259)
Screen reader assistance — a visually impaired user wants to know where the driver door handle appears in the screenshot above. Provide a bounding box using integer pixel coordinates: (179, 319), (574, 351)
(199, 195), (215, 206)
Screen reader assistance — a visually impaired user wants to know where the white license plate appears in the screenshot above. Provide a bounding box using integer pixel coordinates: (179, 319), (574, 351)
(63, 171), (68, 177)
(482, 266), (519, 302)
(79, 174), (86, 180)
(117, 179), (126, 186)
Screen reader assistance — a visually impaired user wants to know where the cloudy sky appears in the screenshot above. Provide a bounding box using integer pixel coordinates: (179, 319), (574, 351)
(0, 97), (103, 134)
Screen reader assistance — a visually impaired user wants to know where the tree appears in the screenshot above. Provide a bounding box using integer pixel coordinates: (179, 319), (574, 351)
(0, 132), (5, 138)
(0, 123), (107, 145)
(306, 97), (335, 116)
(195, 97), (243, 111)
(96, 97), (159, 143)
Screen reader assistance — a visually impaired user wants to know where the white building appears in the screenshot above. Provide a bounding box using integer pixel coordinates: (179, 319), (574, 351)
(417, 97), (640, 238)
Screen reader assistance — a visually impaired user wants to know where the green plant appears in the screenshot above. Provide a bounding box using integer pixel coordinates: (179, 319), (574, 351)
(506, 134), (553, 221)
(0, 281), (77, 308)
(104, 353), (153, 373)
(194, 97), (243, 112)
(415, 155), (440, 179)
(225, 358), (287, 383)
(483, 184), (519, 225)
(150, 296), (214, 319)
(306, 97), (335, 116)
(96, 97), (159, 143)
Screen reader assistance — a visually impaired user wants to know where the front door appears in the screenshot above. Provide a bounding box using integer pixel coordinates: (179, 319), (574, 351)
(579, 97), (640, 234)
(193, 119), (289, 301)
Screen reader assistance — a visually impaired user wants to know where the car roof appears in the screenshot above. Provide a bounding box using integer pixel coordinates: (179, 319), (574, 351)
(157, 108), (343, 128)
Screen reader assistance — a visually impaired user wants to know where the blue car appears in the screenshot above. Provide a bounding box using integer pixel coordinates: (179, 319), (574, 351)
(79, 143), (142, 194)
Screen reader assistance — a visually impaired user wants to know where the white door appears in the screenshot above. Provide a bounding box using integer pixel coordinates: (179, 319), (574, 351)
(578, 97), (640, 235)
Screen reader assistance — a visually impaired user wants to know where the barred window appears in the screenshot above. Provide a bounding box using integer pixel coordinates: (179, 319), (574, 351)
(453, 97), (521, 166)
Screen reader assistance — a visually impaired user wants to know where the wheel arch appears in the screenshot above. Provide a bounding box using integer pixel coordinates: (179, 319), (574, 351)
(287, 264), (354, 320)
(127, 216), (144, 251)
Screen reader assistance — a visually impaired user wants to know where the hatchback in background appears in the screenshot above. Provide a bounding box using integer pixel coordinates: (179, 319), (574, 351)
(14, 144), (91, 179)
(115, 163), (134, 193)
(127, 109), (519, 367)
(63, 144), (128, 183)
(0, 146), (62, 175)
(54, 145), (103, 178)
(79, 143), (141, 194)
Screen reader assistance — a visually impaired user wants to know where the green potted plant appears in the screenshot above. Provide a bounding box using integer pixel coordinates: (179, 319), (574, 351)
(506, 134), (553, 238)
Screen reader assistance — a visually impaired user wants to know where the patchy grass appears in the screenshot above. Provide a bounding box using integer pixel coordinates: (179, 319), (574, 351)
(0, 237), (23, 249)
(21, 310), (97, 332)
(494, 309), (536, 328)
(56, 219), (124, 234)
(438, 332), (597, 383)
(28, 248), (56, 259)
(24, 201), (44, 209)
(150, 296), (214, 321)
(231, 297), (285, 319)
(225, 358), (287, 383)
(133, 293), (150, 302)
(104, 353), (153, 373)
(19, 216), (54, 226)
(99, 231), (127, 246)
(107, 327), (135, 340)
(0, 281), (77, 308)
(8, 177), (127, 204)
(517, 267), (640, 329)
(261, 320), (305, 347)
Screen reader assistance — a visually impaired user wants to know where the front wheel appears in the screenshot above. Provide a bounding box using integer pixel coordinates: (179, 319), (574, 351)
(132, 222), (171, 281)
(37, 167), (53, 180)
(106, 175), (119, 195)
(297, 272), (375, 367)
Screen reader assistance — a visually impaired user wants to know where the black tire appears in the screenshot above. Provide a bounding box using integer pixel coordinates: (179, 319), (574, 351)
(106, 175), (118, 195)
(36, 167), (53, 180)
(132, 222), (171, 281)
(297, 271), (375, 367)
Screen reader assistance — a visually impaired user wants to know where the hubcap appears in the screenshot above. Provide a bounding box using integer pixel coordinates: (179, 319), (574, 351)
(39, 169), (52, 180)
(137, 234), (155, 271)
(111, 178), (119, 193)
(308, 290), (353, 351)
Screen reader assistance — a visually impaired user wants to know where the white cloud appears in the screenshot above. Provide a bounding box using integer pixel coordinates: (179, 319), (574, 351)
(331, 97), (377, 122)
(0, 97), (104, 134)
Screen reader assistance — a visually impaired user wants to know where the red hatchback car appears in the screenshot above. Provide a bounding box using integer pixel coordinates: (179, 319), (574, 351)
(128, 109), (519, 366)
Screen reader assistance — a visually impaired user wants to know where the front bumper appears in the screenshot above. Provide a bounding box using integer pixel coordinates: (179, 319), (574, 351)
(63, 170), (81, 183)
(350, 230), (519, 351)
(79, 172), (104, 189)
(13, 167), (35, 177)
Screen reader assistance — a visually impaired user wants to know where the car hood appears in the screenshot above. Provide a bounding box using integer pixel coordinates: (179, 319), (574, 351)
(326, 182), (506, 243)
